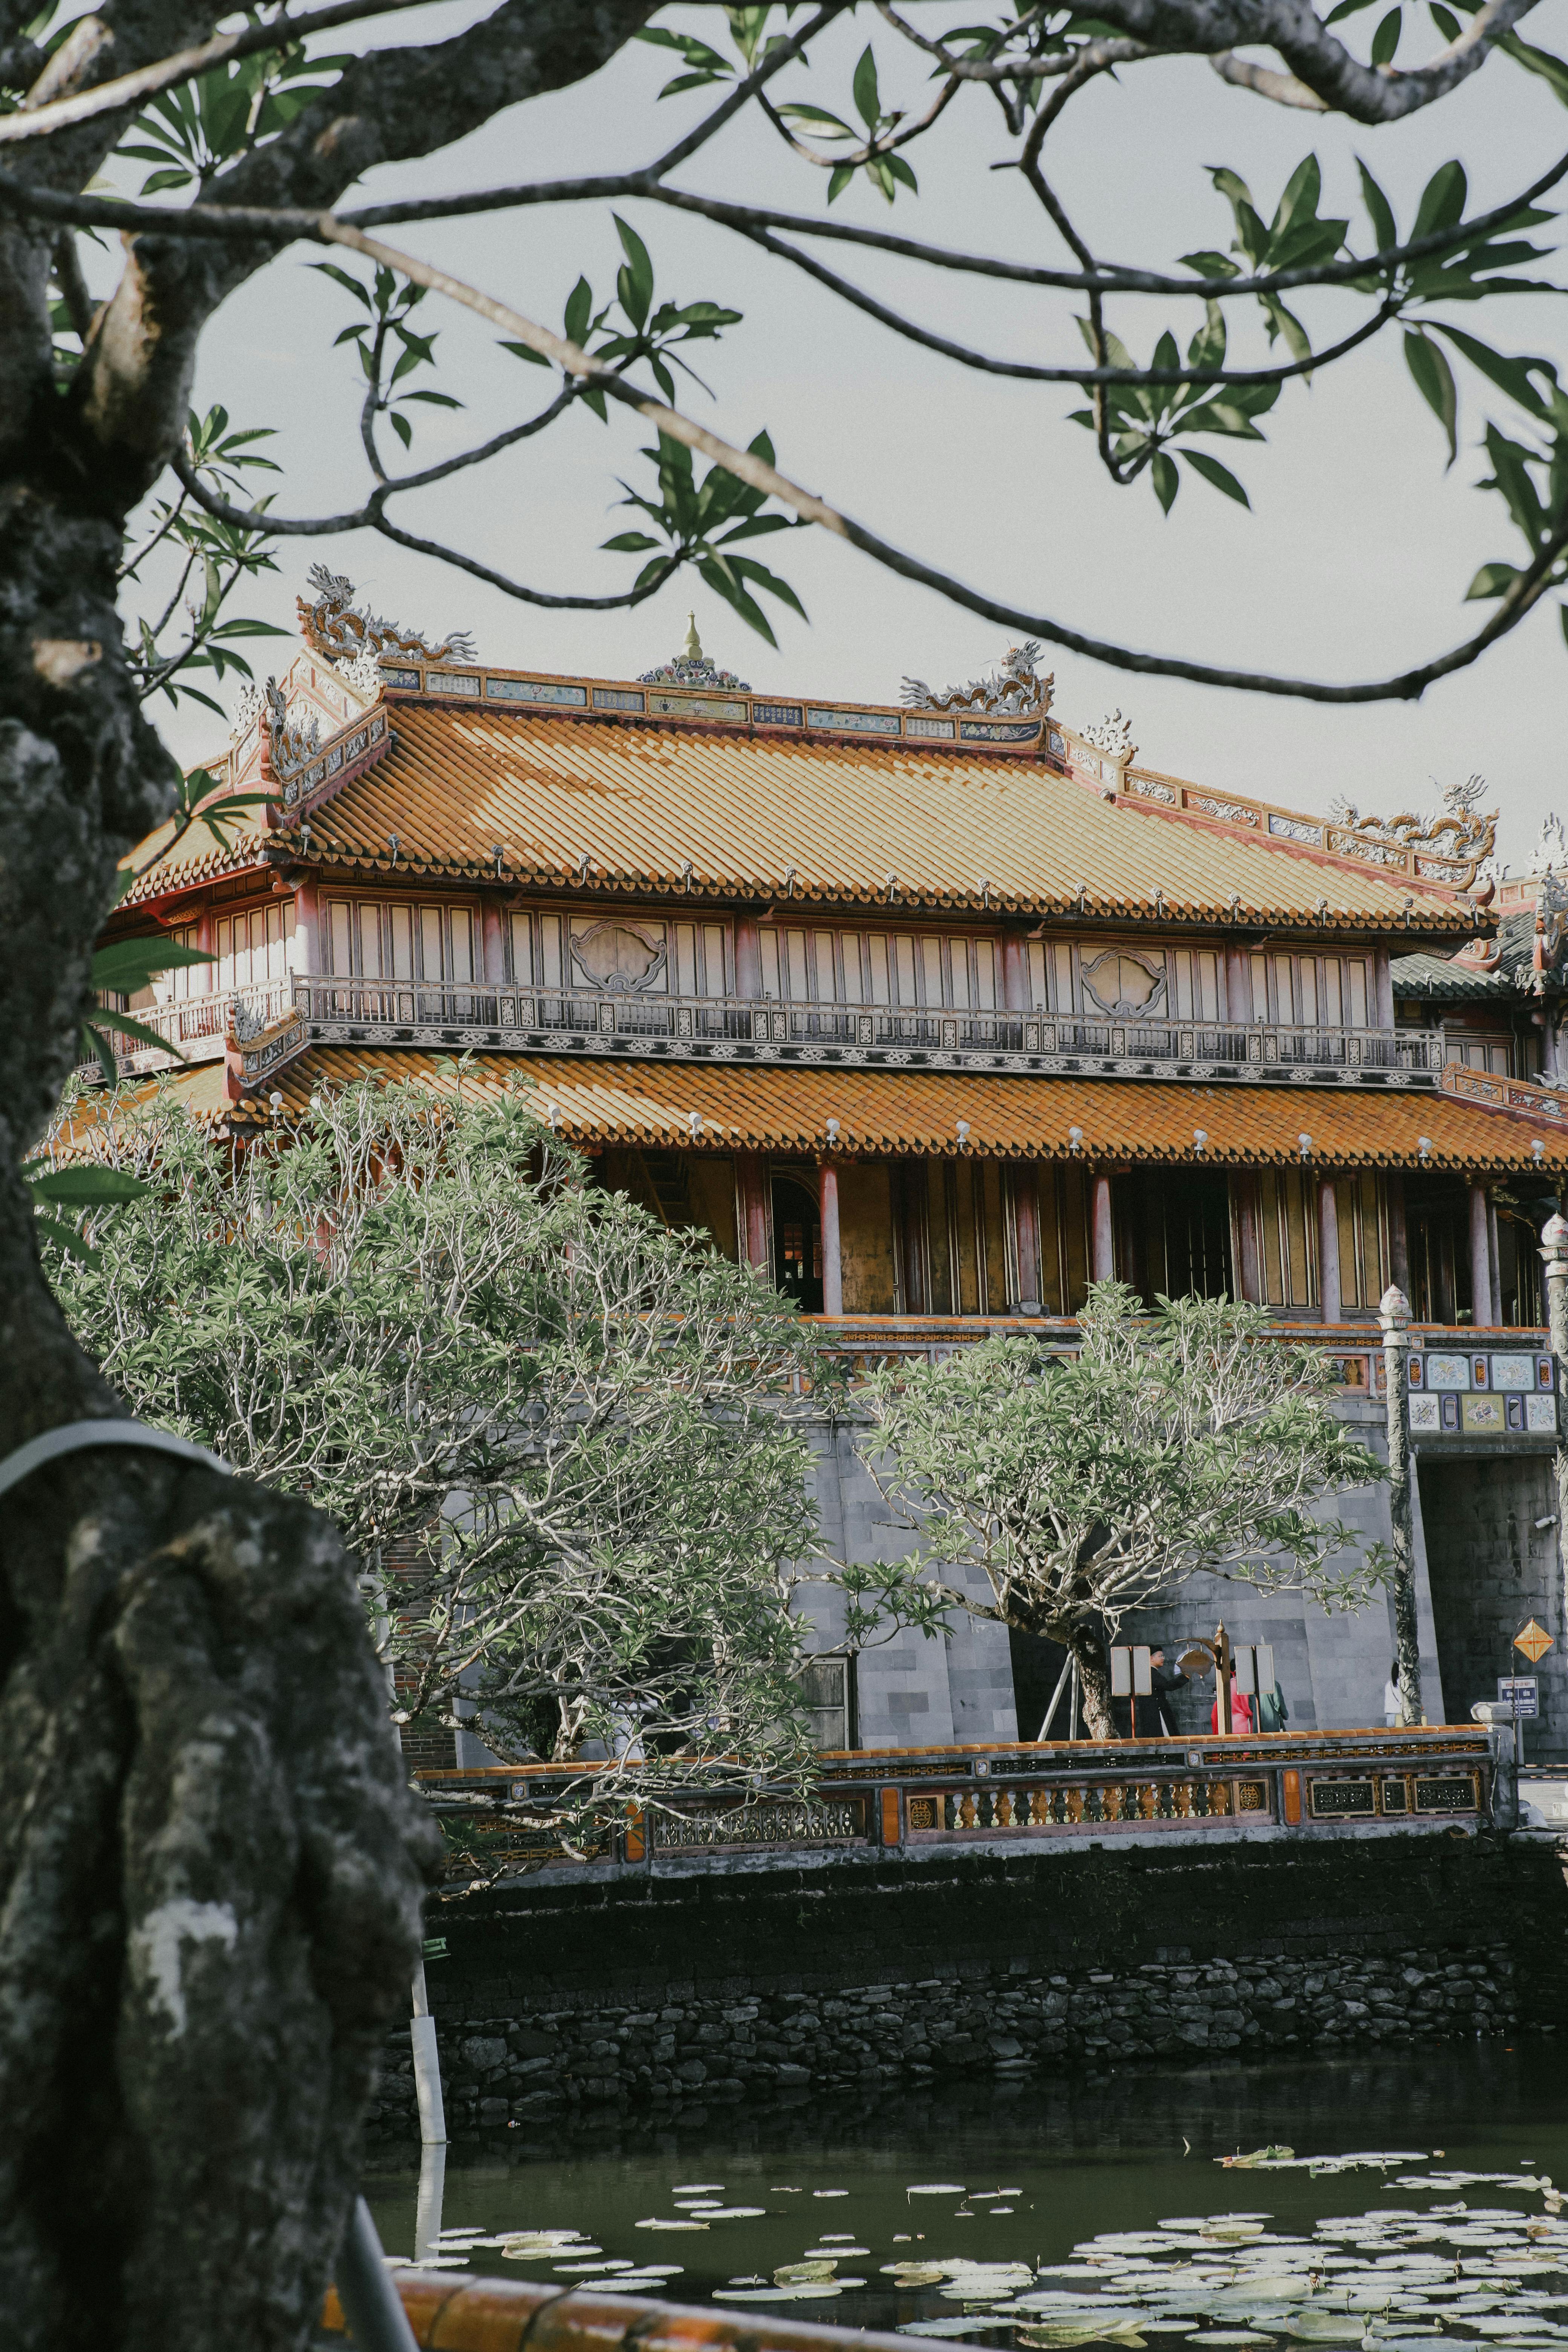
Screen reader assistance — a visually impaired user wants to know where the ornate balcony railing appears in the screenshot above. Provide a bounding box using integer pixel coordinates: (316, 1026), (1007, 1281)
(291, 977), (1445, 1091)
(415, 1726), (1494, 1881)
(93, 980), (292, 1076)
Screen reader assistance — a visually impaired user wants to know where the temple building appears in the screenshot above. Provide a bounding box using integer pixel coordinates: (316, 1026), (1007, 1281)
(101, 573), (1568, 1756)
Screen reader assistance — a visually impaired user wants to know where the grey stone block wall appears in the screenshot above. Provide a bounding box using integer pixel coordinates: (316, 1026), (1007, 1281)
(794, 1394), (1496, 1751)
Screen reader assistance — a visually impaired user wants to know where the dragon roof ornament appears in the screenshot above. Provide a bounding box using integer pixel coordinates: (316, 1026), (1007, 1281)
(901, 639), (1053, 717)
(1327, 772), (1496, 871)
(640, 613), (750, 691)
(261, 677), (320, 783)
(297, 564), (477, 670)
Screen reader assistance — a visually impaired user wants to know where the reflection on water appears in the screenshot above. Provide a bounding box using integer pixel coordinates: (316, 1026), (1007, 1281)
(364, 2039), (1568, 2343)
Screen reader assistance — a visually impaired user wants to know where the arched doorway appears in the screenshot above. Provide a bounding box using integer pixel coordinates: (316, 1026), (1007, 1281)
(772, 1175), (823, 1312)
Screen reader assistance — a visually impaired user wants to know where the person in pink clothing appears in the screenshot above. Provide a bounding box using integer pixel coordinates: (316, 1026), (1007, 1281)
(1210, 1685), (1254, 1733)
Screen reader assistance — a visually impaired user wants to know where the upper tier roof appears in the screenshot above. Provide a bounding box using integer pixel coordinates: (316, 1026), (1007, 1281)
(124, 654), (1487, 937)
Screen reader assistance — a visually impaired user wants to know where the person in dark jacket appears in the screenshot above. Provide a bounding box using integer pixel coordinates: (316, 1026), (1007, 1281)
(1144, 1649), (1189, 1735)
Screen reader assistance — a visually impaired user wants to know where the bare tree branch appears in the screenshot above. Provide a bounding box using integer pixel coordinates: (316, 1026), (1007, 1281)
(310, 217), (1568, 705)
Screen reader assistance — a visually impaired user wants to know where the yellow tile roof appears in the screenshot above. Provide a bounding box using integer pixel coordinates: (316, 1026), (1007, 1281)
(232, 1049), (1561, 1173)
(127, 700), (1472, 934)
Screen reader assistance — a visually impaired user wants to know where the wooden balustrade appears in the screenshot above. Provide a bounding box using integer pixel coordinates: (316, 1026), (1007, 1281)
(416, 1728), (1493, 1882)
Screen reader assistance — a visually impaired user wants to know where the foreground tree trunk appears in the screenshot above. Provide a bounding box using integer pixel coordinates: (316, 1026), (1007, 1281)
(0, 489), (441, 2351)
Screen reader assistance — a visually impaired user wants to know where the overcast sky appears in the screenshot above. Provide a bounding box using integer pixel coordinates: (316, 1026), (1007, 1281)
(131, 5), (1568, 871)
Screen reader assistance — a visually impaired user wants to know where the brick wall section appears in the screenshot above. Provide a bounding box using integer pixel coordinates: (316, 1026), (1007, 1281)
(364, 1831), (1567, 2145)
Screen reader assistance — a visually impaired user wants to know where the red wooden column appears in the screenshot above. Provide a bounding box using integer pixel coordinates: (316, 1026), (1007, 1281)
(737, 1152), (769, 1272)
(1386, 1170), (1411, 1299)
(1231, 1170), (1262, 1304)
(1091, 1171), (1115, 1282)
(818, 1156), (843, 1317)
(1014, 1168), (1043, 1311)
(482, 898), (507, 985)
(1317, 1176), (1343, 1324)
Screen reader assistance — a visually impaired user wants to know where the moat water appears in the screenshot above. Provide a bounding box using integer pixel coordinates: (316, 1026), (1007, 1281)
(364, 2036), (1568, 2344)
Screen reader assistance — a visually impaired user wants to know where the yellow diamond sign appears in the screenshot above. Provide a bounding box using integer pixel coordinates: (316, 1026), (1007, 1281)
(1514, 1619), (1554, 1664)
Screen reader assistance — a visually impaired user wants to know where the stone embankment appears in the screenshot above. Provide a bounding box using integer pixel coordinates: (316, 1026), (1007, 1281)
(365, 1941), (1515, 2140)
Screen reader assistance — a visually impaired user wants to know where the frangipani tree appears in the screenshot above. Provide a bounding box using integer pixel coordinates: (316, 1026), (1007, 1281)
(856, 1281), (1391, 1739)
(41, 1068), (943, 1860)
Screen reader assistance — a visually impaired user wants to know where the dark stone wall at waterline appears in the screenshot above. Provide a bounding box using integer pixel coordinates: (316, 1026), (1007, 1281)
(364, 1833), (1568, 2146)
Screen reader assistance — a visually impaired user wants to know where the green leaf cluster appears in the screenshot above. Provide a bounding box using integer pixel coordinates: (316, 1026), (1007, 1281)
(1069, 307), (1276, 514)
(117, 17), (348, 194)
(608, 426), (807, 643)
(502, 218), (742, 411)
(312, 262), (464, 452)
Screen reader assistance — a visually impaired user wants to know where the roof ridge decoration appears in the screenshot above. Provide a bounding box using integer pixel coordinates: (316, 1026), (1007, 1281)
(902, 639), (1053, 717)
(260, 677), (320, 783)
(1081, 710), (1138, 764)
(1529, 811), (1568, 876)
(1327, 773), (1497, 875)
(639, 613), (750, 692)
(297, 563), (477, 671)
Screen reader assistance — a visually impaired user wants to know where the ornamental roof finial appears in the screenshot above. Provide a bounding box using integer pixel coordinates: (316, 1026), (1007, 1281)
(683, 611), (702, 660)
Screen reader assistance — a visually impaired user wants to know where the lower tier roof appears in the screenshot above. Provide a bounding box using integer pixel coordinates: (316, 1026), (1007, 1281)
(213, 1049), (1565, 1173)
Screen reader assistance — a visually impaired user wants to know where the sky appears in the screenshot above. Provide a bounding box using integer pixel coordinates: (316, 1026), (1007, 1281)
(122, 4), (1568, 871)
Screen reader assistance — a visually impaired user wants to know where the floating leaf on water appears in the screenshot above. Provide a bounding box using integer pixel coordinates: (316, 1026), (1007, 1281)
(805, 2247), (872, 2260)
(410, 2256), (472, 2269)
(707, 2209), (769, 2221)
(1274, 2321), (1367, 2343)
(720, 2287), (844, 2304)
(1225, 2153), (1298, 2170)
(911, 2186), (971, 2197)
(815, 2191), (850, 2199)
(1014, 2327), (1147, 2349)
(896, 2321), (1007, 2337)
(883, 2265), (949, 2286)
(775, 2262), (840, 2284)
(673, 2183), (724, 2193)
(634, 2220), (709, 2232)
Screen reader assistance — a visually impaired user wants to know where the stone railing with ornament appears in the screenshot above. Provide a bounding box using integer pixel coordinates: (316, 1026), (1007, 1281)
(93, 980), (293, 1076)
(288, 976), (1444, 1091)
(1440, 1060), (1568, 1130)
(413, 1726), (1495, 1882)
(1111, 766), (1493, 891)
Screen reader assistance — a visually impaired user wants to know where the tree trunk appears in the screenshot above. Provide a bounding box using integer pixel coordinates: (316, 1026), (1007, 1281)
(1066, 1619), (1117, 1740)
(0, 487), (441, 2352)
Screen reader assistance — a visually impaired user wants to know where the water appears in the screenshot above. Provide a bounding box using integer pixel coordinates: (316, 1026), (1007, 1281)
(364, 2038), (1568, 2343)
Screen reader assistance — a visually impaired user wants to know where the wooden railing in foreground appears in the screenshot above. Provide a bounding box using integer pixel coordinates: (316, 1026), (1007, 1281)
(322, 2271), (986, 2352)
(416, 1727), (1494, 1880)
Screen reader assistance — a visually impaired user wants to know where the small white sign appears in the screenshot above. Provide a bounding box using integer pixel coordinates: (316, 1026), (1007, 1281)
(1499, 1677), (1540, 1718)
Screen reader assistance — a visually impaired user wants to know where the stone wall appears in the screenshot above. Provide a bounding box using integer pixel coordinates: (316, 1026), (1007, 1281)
(364, 1829), (1566, 2148)
(1418, 1452), (1565, 1747)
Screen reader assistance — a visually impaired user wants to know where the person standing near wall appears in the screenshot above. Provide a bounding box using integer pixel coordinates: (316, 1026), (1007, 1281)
(1384, 1659), (1401, 1727)
(1145, 1648), (1190, 1734)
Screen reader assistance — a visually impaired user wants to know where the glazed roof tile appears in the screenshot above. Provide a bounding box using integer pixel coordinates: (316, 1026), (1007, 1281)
(128, 697), (1475, 934)
(1392, 907), (1542, 1000)
(221, 1050), (1565, 1172)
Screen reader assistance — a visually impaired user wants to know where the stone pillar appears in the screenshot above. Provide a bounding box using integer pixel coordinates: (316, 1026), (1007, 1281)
(1014, 1166), (1043, 1312)
(736, 1152), (769, 1271)
(1317, 1176), (1342, 1324)
(1379, 1284), (1423, 1726)
(1091, 1171), (1115, 1283)
(1488, 1191), (1503, 1327)
(1470, 1181), (1493, 1326)
(818, 1157), (843, 1317)
(1540, 1011), (1559, 1081)
(1538, 1215), (1568, 1655)
(1386, 1170), (1410, 1300)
